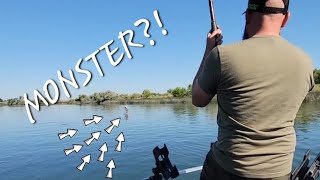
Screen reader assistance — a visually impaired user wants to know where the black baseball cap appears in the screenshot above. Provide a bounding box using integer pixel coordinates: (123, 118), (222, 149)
(245, 0), (290, 14)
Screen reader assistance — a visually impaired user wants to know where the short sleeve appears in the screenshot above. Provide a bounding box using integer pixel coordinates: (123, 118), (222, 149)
(198, 47), (221, 95)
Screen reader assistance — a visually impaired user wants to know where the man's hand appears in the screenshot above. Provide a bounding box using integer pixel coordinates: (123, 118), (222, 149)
(205, 28), (223, 55)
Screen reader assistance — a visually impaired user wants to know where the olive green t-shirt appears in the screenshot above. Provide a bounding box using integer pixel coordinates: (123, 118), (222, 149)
(198, 35), (315, 178)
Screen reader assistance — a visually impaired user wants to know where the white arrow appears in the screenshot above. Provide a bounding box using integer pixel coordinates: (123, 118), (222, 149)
(106, 159), (116, 179)
(58, 129), (78, 140)
(105, 118), (121, 134)
(115, 132), (125, 152)
(84, 131), (101, 146)
(77, 154), (91, 172)
(64, 144), (83, 156)
(83, 115), (104, 126)
(98, 142), (108, 162)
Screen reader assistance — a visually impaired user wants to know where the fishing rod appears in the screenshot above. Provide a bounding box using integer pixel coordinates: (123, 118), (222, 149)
(208, 0), (218, 32)
(208, 0), (222, 45)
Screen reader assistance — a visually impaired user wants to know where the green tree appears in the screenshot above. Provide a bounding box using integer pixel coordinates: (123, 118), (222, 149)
(0, 98), (3, 102)
(76, 94), (91, 104)
(119, 94), (130, 100)
(142, 89), (152, 99)
(7, 99), (13, 106)
(314, 69), (320, 84)
(186, 84), (192, 96)
(7, 98), (20, 106)
(130, 93), (142, 99)
(90, 93), (103, 104)
(171, 87), (188, 98)
(90, 91), (118, 104)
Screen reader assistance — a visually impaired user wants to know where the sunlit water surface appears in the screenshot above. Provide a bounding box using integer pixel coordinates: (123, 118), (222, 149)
(0, 102), (319, 180)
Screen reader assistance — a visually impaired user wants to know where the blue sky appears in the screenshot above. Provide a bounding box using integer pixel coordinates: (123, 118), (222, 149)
(0, 0), (319, 100)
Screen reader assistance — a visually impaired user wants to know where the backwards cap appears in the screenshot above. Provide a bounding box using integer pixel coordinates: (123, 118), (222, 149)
(246, 0), (290, 14)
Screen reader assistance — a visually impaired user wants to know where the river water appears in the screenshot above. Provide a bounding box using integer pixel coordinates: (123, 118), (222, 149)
(0, 102), (319, 180)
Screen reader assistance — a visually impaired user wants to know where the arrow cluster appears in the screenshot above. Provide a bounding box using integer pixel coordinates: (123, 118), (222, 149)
(58, 115), (126, 179)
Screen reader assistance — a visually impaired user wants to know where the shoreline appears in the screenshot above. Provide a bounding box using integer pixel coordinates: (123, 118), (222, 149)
(63, 97), (198, 105)
(1, 84), (319, 107)
(2, 92), (320, 107)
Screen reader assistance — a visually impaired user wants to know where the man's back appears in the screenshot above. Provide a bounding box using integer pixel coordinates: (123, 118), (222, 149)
(207, 35), (315, 178)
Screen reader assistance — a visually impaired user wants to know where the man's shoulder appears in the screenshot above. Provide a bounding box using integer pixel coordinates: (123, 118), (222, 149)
(216, 40), (251, 61)
(218, 37), (312, 61)
(279, 38), (314, 66)
(217, 41), (244, 51)
(218, 36), (285, 51)
(217, 39), (253, 54)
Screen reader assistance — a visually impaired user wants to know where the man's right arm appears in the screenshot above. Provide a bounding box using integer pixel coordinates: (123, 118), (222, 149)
(192, 29), (222, 107)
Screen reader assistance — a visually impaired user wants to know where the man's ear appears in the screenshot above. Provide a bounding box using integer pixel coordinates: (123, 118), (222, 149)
(246, 11), (252, 25)
(281, 11), (290, 28)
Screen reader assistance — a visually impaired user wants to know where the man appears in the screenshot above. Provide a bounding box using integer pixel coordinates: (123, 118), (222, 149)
(192, 0), (315, 179)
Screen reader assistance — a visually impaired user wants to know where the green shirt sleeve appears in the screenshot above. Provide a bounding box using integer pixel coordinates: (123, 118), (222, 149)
(198, 47), (221, 95)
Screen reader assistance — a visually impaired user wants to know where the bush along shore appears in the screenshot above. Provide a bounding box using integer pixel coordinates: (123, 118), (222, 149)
(2, 84), (320, 107)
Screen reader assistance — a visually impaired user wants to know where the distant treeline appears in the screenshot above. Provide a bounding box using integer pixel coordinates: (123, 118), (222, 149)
(2, 69), (320, 107)
(0, 96), (24, 106)
(71, 85), (193, 105)
(1, 85), (193, 106)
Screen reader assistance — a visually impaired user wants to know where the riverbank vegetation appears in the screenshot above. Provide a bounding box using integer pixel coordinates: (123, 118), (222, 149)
(314, 69), (320, 84)
(2, 79), (320, 107)
(70, 85), (193, 105)
(303, 68), (320, 102)
(1, 85), (194, 106)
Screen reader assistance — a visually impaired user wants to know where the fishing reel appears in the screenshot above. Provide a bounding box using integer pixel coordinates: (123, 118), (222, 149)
(291, 149), (320, 180)
(148, 144), (179, 180)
